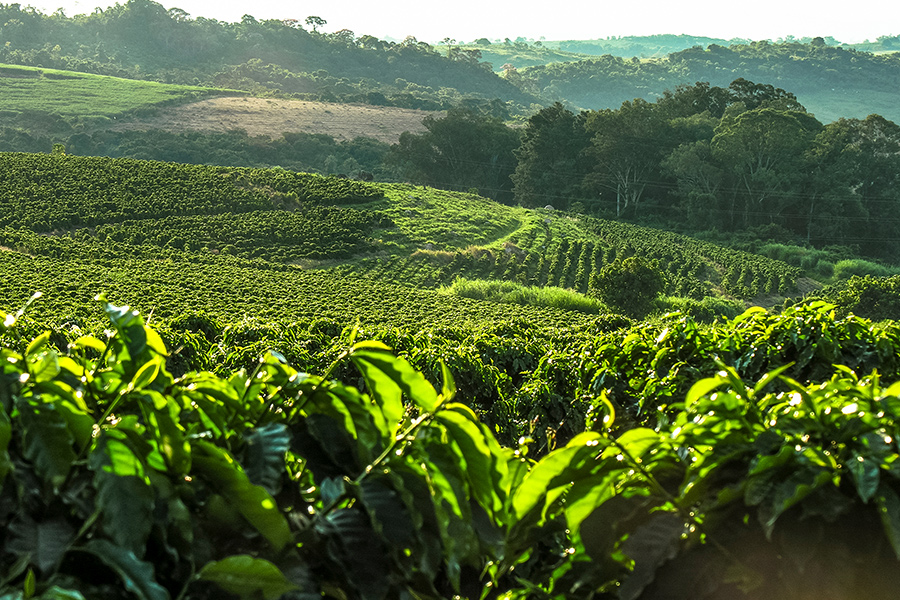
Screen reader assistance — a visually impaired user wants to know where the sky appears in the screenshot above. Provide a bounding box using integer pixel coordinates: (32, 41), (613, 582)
(24, 0), (900, 44)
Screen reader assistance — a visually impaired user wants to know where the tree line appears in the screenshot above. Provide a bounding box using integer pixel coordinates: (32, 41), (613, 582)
(0, 0), (537, 110)
(389, 79), (900, 261)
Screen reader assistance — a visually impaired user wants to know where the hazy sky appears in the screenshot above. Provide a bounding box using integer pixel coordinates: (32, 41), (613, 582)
(27, 0), (900, 44)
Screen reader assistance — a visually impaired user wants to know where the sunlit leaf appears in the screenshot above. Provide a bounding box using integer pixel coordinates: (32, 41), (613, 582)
(192, 441), (291, 551)
(351, 342), (438, 413)
(89, 433), (154, 556)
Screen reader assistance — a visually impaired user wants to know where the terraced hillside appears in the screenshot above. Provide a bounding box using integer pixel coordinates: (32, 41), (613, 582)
(0, 152), (801, 325)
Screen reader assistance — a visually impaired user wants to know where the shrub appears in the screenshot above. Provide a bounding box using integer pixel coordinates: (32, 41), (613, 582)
(834, 259), (896, 280)
(591, 256), (665, 318)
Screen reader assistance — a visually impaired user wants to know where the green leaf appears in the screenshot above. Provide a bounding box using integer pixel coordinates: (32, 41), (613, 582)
(0, 404), (11, 485)
(314, 509), (392, 600)
(618, 513), (686, 600)
(512, 432), (605, 522)
(71, 335), (107, 354)
(849, 452), (881, 503)
(351, 342), (438, 413)
(29, 351), (60, 384)
(359, 476), (417, 548)
(18, 400), (76, 491)
(759, 468), (832, 538)
(78, 540), (169, 600)
(6, 516), (74, 575)
(192, 441), (291, 551)
(685, 377), (729, 410)
(244, 423), (291, 496)
(131, 357), (162, 391)
(876, 484), (900, 559)
(440, 360), (456, 403)
(23, 570), (34, 599)
(197, 556), (297, 600)
(610, 428), (663, 463)
(36, 587), (86, 600)
(25, 332), (51, 360)
(89, 433), (154, 557)
(577, 494), (648, 561)
(435, 404), (504, 517)
(147, 409), (190, 477)
(752, 363), (795, 397)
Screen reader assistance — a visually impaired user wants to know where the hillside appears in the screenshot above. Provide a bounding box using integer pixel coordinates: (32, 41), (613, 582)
(0, 62), (232, 131)
(106, 96), (434, 143)
(517, 41), (900, 123)
(0, 152), (803, 320)
(3, 148), (900, 599)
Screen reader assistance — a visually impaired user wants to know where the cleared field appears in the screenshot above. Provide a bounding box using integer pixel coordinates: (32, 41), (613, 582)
(107, 96), (435, 143)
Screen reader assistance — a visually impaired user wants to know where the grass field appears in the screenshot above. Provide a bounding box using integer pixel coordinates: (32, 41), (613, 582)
(0, 63), (229, 119)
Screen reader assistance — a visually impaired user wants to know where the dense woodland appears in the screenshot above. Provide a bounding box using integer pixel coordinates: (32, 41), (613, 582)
(0, 0), (537, 110)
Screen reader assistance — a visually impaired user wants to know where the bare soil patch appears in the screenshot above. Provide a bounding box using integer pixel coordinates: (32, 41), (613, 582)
(109, 97), (436, 144)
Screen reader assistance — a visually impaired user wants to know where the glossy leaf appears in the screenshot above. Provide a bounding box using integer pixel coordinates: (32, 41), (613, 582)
(197, 555), (297, 600)
(351, 341), (438, 413)
(243, 423), (291, 496)
(89, 433), (154, 556)
(192, 441), (291, 551)
(17, 400), (76, 491)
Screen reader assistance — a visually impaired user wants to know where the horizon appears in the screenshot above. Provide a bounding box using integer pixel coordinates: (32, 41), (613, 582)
(23, 0), (900, 45)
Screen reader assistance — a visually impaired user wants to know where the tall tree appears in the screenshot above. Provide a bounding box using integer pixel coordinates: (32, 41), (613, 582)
(812, 115), (900, 257)
(389, 107), (521, 202)
(583, 99), (674, 218)
(511, 103), (590, 209)
(711, 107), (822, 229)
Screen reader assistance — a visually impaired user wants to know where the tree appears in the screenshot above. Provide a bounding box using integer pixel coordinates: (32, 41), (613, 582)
(727, 77), (806, 111)
(711, 107), (822, 229)
(389, 107), (521, 202)
(661, 139), (725, 228)
(511, 103), (590, 210)
(304, 15), (326, 33)
(811, 116), (900, 257)
(583, 99), (674, 218)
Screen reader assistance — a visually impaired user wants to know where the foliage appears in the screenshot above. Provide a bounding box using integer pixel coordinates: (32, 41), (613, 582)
(0, 153), (382, 231)
(390, 107), (521, 203)
(0, 1), (537, 113)
(591, 256), (665, 318)
(804, 275), (900, 321)
(439, 277), (606, 314)
(834, 259), (899, 280)
(517, 40), (900, 123)
(3, 299), (900, 598)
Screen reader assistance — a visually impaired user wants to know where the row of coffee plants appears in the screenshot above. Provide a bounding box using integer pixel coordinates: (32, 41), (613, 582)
(0, 249), (598, 333)
(88, 207), (386, 260)
(0, 153), (382, 231)
(3, 299), (900, 598)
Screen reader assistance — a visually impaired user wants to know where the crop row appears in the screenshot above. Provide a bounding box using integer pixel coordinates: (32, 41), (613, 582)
(0, 152), (383, 231)
(0, 248), (598, 334)
(85, 207), (386, 260)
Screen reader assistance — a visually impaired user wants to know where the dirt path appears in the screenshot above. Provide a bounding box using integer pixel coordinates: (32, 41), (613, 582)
(109, 97), (436, 144)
